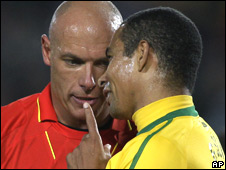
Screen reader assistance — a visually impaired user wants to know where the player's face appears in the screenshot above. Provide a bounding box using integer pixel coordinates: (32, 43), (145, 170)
(99, 29), (137, 120)
(49, 23), (113, 126)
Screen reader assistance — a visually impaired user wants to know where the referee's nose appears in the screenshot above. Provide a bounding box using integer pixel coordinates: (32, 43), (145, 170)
(79, 63), (96, 93)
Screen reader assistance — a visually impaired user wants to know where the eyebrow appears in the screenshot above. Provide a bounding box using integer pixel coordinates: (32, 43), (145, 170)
(61, 52), (108, 63)
(62, 53), (84, 60)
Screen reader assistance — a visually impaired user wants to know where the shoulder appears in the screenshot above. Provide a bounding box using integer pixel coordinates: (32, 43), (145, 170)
(1, 93), (39, 139)
(185, 116), (218, 148)
(108, 133), (187, 169)
(141, 134), (187, 168)
(185, 116), (224, 167)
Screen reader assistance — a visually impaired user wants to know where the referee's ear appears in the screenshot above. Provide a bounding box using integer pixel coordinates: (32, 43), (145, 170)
(41, 34), (51, 66)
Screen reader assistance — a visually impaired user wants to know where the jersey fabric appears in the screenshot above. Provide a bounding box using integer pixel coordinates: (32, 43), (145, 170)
(106, 95), (225, 169)
(1, 83), (137, 169)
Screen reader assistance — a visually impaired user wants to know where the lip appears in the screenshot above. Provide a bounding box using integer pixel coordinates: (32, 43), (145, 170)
(72, 95), (99, 106)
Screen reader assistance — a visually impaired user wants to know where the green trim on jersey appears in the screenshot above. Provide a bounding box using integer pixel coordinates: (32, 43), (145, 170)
(137, 106), (198, 136)
(129, 119), (173, 169)
(129, 106), (198, 169)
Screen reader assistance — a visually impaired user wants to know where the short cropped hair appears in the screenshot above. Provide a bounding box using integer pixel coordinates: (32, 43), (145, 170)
(120, 7), (203, 93)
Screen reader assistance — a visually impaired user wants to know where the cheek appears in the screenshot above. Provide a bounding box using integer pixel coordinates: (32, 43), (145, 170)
(50, 60), (69, 98)
(51, 59), (70, 82)
(110, 60), (135, 112)
(50, 59), (80, 93)
(111, 60), (134, 86)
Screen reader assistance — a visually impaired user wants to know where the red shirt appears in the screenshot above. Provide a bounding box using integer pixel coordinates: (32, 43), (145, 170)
(1, 83), (137, 169)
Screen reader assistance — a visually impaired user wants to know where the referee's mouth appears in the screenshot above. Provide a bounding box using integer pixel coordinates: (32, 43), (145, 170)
(72, 95), (99, 106)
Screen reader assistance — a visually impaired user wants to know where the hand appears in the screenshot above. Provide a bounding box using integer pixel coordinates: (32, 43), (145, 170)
(66, 102), (111, 169)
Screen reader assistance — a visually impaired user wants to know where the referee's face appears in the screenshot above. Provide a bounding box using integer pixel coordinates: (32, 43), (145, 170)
(42, 14), (118, 129)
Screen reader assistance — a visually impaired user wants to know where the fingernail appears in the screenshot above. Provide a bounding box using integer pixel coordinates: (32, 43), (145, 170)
(83, 102), (89, 109)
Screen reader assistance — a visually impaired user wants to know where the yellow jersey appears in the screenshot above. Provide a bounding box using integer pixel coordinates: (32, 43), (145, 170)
(106, 95), (225, 169)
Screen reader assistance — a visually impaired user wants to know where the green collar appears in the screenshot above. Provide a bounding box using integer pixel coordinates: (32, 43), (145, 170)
(130, 106), (198, 169)
(137, 106), (198, 136)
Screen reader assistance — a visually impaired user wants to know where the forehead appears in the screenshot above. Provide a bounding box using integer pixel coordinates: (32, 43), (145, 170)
(55, 23), (113, 49)
(56, 41), (108, 62)
(53, 19), (114, 60)
(108, 27), (124, 54)
(51, 6), (119, 47)
(54, 25), (115, 62)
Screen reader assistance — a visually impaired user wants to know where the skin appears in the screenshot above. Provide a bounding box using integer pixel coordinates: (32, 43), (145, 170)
(67, 103), (111, 169)
(41, 1), (122, 129)
(100, 26), (190, 120)
(66, 25), (191, 168)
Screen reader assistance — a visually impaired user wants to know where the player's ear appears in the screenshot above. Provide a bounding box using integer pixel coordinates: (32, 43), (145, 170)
(137, 40), (149, 72)
(136, 40), (158, 72)
(41, 34), (51, 66)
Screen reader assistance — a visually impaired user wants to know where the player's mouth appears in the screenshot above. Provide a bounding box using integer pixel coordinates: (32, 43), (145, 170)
(72, 96), (99, 106)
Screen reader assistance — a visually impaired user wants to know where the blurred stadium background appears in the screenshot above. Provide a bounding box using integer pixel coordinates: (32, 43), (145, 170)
(1, 1), (225, 150)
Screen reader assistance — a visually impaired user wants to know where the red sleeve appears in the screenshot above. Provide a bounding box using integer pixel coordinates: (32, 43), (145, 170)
(1, 94), (39, 140)
(1, 100), (27, 140)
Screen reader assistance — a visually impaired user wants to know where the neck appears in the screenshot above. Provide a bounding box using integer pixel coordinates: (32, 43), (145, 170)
(134, 84), (190, 115)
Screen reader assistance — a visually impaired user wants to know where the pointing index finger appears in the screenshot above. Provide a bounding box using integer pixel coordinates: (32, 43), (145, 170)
(83, 102), (100, 138)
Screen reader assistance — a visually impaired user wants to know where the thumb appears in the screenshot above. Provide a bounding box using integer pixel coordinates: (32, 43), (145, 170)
(104, 144), (112, 156)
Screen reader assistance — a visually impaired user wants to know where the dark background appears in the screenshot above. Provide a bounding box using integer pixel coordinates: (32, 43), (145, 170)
(1, 1), (225, 148)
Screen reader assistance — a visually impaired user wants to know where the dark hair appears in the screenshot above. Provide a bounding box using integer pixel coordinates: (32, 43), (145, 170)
(120, 7), (203, 93)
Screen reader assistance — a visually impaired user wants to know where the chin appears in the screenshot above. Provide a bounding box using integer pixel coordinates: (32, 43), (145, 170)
(70, 108), (87, 120)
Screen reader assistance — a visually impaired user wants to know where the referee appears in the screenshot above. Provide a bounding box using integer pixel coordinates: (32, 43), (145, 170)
(1, 2), (137, 169)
